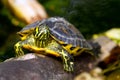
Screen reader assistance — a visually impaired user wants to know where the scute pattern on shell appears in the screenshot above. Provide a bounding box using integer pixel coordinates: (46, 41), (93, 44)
(19, 17), (92, 49)
(40, 17), (92, 49)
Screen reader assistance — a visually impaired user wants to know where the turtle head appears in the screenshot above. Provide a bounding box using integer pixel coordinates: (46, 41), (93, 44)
(17, 29), (33, 40)
(33, 24), (50, 40)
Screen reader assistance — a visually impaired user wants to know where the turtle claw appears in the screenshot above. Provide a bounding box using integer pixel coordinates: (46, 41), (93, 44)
(61, 50), (74, 72)
(64, 61), (74, 72)
(16, 49), (24, 57)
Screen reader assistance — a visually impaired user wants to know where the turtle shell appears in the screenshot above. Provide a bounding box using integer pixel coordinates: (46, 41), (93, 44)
(18, 17), (92, 50)
(38, 17), (92, 49)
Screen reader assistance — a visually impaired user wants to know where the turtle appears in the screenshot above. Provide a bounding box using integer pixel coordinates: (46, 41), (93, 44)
(14, 17), (93, 72)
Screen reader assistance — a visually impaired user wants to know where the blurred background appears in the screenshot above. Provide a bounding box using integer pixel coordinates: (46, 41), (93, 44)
(0, 0), (120, 61)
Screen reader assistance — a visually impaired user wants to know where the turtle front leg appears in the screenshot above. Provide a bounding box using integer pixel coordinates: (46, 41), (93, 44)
(46, 41), (74, 72)
(14, 41), (24, 57)
(60, 49), (74, 72)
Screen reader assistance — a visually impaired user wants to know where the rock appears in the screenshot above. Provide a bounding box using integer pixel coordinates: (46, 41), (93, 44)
(0, 52), (96, 80)
(2, 0), (48, 24)
(74, 67), (105, 80)
(93, 36), (118, 62)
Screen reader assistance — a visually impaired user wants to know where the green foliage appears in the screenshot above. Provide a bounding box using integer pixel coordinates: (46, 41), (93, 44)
(41, 0), (69, 16)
